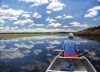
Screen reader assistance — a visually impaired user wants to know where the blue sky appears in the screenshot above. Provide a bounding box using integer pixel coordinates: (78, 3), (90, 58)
(0, 0), (100, 32)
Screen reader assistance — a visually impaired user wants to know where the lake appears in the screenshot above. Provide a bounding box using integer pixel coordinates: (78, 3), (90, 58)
(0, 34), (100, 72)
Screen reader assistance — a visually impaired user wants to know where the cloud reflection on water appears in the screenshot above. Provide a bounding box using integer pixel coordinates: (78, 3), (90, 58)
(0, 35), (100, 72)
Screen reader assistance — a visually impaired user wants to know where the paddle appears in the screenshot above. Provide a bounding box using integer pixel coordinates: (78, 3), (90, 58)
(80, 48), (100, 60)
(52, 48), (96, 57)
(77, 48), (96, 57)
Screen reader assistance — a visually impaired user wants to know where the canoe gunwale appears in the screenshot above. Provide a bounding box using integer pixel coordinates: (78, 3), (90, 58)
(46, 51), (97, 72)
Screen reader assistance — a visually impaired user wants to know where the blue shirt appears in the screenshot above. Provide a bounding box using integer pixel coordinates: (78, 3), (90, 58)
(62, 39), (77, 55)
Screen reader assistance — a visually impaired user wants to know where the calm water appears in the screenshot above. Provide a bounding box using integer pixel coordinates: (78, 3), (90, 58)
(0, 34), (100, 72)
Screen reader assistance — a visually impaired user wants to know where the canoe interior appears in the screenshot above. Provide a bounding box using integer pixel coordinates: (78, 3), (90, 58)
(47, 57), (96, 72)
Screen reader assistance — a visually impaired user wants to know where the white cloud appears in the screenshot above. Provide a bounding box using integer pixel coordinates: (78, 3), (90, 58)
(84, 6), (100, 18)
(14, 19), (33, 25)
(46, 10), (52, 14)
(47, 23), (62, 27)
(55, 16), (62, 19)
(33, 28), (64, 32)
(82, 24), (88, 28)
(0, 16), (18, 21)
(84, 11), (98, 18)
(47, 1), (64, 11)
(19, 0), (35, 3)
(0, 8), (29, 21)
(63, 25), (70, 28)
(33, 12), (42, 18)
(0, 26), (19, 32)
(22, 14), (30, 18)
(88, 6), (100, 11)
(32, 0), (49, 6)
(29, 23), (45, 27)
(19, 0), (49, 6)
(70, 22), (88, 28)
(63, 15), (73, 19)
(55, 15), (73, 19)
(46, 17), (56, 23)
(70, 22), (81, 26)
(0, 8), (24, 16)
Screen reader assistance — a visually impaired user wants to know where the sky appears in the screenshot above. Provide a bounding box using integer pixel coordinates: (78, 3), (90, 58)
(0, 0), (100, 33)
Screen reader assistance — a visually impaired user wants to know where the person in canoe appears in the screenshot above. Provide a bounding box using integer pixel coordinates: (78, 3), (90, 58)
(62, 33), (79, 57)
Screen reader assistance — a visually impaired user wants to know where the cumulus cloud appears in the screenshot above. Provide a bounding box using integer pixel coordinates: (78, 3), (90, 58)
(30, 28), (64, 32)
(0, 8), (24, 16)
(32, 0), (49, 6)
(29, 23), (45, 27)
(21, 14), (30, 18)
(84, 6), (100, 18)
(84, 11), (98, 18)
(70, 22), (88, 28)
(14, 19), (33, 25)
(0, 16), (18, 21)
(63, 15), (74, 19)
(33, 12), (42, 18)
(63, 25), (70, 28)
(46, 10), (52, 14)
(0, 26), (19, 32)
(55, 15), (73, 19)
(55, 16), (62, 19)
(0, 8), (29, 21)
(70, 22), (80, 26)
(47, 1), (64, 11)
(47, 23), (62, 28)
(46, 17), (56, 23)
(19, 0), (49, 6)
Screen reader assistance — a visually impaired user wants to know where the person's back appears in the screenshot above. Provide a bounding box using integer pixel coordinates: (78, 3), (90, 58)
(62, 33), (78, 57)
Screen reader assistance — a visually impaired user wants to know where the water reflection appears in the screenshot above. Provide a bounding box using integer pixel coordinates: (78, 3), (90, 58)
(0, 35), (100, 72)
(20, 61), (49, 72)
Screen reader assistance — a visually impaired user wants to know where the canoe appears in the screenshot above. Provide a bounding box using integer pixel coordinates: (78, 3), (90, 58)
(46, 51), (97, 72)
